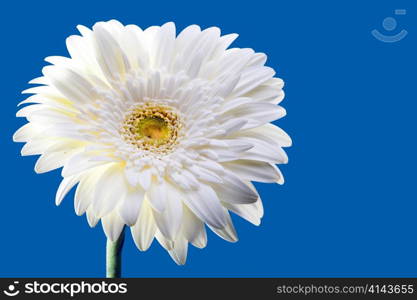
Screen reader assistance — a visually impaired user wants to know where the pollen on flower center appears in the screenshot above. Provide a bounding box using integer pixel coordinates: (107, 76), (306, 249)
(121, 103), (182, 154)
(136, 117), (170, 141)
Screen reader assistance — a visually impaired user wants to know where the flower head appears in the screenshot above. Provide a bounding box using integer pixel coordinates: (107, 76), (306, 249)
(14, 20), (291, 264)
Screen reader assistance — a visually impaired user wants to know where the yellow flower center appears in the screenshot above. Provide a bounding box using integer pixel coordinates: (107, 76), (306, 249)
(121, 103), (181, 154)
(134, 117), (171, 144)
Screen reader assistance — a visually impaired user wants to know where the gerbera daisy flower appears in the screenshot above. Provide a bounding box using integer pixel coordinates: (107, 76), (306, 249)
(13, 20), (291, 269)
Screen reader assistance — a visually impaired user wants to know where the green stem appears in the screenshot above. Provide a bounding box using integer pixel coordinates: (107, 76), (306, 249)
(106, 226), (125, 278)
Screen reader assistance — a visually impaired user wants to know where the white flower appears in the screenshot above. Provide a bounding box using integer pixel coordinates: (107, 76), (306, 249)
(14, 20), (291, 265)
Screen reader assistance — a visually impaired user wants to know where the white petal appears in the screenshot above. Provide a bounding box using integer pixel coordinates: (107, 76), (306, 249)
(101, 210), (125, 242)
(92, 163), (127, 218)
(217, 49), (254, 81)
(92, 23), (127, 81)
(168, 237), (188, 265)
(124, 166), (140, 186)
(220, 97), (252, 113)
(218, 118), (247, 136)
(223, 201), (262, 226)
(55, 174), (82, 206)
(208, 210), (238, 242)
(152, 182), (183, 241)
(131, 199), (156, 251)
(74, 171), (99, 216)
(222, 182), (263, 226)
(147, 178), (167, 212)
(13, 123), (40, 142)
(62, 152), (111, 177)
(21, 85), (60, 97)
(221, 160), (283, 183)
(42, 66), (95, 104)
(223, 103), (286, 129)
(28, 76), (49, 85)
(66, 35), (97, 71)
(232, 66), (275, 97)
(119, 188), (144, 226)
(188, 165), (223, 184)
(239, 138), (288, 164)
(20, 138), (54, 156)
(86, 206), (99, 227)
(153, 22), (176, 69)
(184, 184), (227, 229)
(138, 167), (152, 191)
(245, 77), (285, 104)
(123, 24), (149, 70)
(155, 230), (174, 250)
(182, 206), (207, 248)
(247, 52), (267, 67)
(243, 123), (292, 147)
(211, 171), (258, 204)
(34, 149), (78, 174)
(16, 104), (43, 118)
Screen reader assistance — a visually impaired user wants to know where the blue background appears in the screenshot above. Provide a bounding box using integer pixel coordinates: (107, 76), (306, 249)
(1, 0), (416, 277)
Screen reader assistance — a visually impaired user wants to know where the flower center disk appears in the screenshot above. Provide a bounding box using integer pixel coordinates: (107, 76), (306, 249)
(121, 104), (181, 154)
(136, 117), (170, 143)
